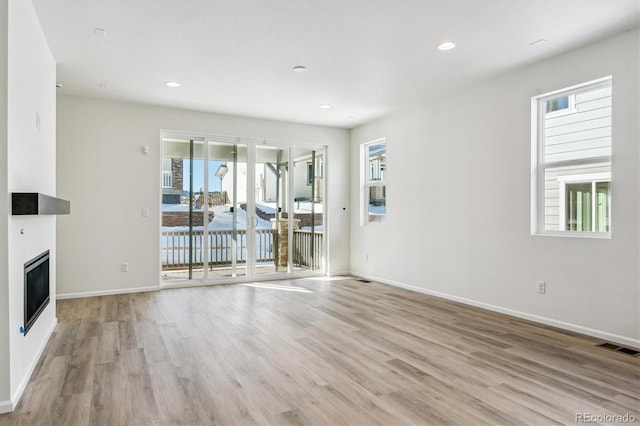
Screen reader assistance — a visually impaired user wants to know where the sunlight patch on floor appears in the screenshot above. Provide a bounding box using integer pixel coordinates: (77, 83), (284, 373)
(241, 282), (314, 293)
(302, 275), (350, 282)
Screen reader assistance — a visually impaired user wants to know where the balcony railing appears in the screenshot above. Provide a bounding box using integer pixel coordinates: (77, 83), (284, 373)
(292, 230), (323, 268)
(161, 228), (322, 270)
(162, 171), (173, 189)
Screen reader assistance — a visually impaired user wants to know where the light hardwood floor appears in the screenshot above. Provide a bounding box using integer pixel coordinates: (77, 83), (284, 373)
(1, 277), (638, 425)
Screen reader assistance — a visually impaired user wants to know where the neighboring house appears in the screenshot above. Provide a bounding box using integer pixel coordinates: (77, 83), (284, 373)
(162, 157), (183, 204)
(292, 153), (324, 203)
(368, 144), (386, 207)
(543, 84), (611, 232)
(220, 153), (324, 206)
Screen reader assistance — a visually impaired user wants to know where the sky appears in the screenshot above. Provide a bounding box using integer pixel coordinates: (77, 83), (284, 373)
(183, 159), (225, 193)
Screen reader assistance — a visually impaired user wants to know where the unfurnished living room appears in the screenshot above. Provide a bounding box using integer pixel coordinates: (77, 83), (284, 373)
(0, 0), (639, 424)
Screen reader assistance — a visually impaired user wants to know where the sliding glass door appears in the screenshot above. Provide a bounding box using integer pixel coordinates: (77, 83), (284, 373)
(291, 148), (323, 272)
(207, 141), (247, 278)
(161, 135), (325, 283)
(254, 145), (290, 276)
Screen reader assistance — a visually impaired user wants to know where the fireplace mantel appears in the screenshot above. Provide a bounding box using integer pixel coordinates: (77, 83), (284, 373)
(11, 193), (71, 215)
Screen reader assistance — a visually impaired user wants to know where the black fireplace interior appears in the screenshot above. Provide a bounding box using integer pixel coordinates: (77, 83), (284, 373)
(24, 250), (50, 336)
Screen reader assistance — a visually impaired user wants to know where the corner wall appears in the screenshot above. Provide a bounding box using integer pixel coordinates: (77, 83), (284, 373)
(350, 29), (640, 346)
(0, 0), (11, 411)
(1, 0), (57, 412)
(56, 97), (350, 296)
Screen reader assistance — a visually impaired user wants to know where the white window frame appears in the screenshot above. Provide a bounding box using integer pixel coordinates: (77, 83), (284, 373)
(544, 94), (576, 118)
(362, 138), (386, 225)
(531, 76), (612, 238)
(558, 172), (611, 232)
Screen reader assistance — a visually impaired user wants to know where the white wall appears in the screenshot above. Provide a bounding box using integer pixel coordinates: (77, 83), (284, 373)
(2, 0), (57, 412)
(0, 0), (10, 411)
(350, 29), (640, 346)
(56, 96), (350, 296)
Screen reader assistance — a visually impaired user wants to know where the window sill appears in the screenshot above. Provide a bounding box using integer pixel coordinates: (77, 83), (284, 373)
(532, 231), (611, 240)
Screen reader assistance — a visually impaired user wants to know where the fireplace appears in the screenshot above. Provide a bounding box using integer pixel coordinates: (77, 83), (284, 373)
(24, 250), (50, 336)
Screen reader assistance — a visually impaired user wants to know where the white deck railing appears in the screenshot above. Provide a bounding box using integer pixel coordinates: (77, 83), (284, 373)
(161, 228), (323, 270)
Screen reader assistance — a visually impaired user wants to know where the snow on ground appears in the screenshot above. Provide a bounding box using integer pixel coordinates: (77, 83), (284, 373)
(369, 205), (386, 214)
(162, 202), (321, 232)
(209, 204), (272, 230)
(162, 203), (271, 231)
(260, 201), (323, 214)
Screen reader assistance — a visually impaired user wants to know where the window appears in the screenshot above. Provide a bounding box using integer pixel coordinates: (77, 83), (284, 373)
(558, 174), (611, 232)
(362, 139), (386, 224)
(545, 94), (575, 117)
(532, 77), (612, 237)
(307, 162), (313, 185)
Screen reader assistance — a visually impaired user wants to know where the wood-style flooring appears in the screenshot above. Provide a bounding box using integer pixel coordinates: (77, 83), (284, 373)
(0, 277), (638, 425)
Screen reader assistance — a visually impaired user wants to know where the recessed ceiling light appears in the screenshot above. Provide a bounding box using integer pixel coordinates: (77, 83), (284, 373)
(319, 104), (332, 109)
(94, 28), (107, 37)
(293, 66), (307, 73)
(165, 81), (181, 88)
(437, 41), (456, 51)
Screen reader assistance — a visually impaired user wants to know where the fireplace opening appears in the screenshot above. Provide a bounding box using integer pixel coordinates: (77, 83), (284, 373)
(24, 250), (50, 336)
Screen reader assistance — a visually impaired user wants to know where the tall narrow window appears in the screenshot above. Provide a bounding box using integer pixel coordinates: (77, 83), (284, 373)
(532, 77), (612, 236)
(362, 139), (386, 224)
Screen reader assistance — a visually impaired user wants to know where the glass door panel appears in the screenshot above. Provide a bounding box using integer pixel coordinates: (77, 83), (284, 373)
(255, 146), (289, 276)
(207, 141), (247, 278)
(291, 148), (324, 272)
(161, 138), (206, 281)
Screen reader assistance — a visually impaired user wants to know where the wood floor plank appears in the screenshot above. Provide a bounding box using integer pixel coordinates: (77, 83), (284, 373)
(0, 277), (638, 425)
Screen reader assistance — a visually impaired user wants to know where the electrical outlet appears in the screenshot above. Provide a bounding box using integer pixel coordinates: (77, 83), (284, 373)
(537, 281), (546, 294)
(121, 262), (128, 272)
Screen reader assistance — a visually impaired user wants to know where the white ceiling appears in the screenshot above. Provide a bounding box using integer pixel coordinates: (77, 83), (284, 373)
(31, 0), (639, 129)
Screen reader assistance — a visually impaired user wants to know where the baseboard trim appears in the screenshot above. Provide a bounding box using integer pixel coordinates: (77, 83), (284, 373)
(0, 399), (13, 414)
(57, 285), (159, 300)
(350, 271), (640, 349)
(6, 317), (58, 413)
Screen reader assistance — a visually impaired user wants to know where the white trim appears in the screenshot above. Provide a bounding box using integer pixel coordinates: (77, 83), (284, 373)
(56, 285), (159, 300)
(161, 271), (326, 289)
(558, 173), (611, 232)
(4, 318), (58, 413)
(350, 271), (639, 349)
(533, 230), (611, 239)
(534, 75), (612, 100)
(557, 172), (610, 183)
(530, 97), (540, 235)
(531, 76), (613, 238)
(0, 399), (12, 414)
